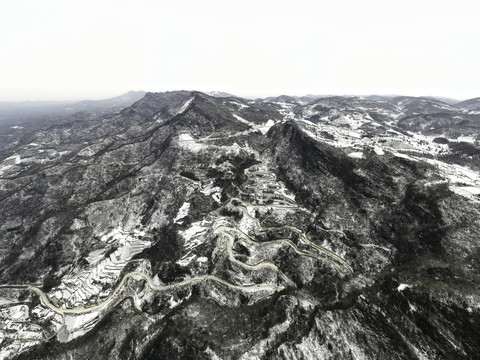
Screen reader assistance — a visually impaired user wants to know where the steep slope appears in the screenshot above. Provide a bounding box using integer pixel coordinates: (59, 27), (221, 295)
(455, 97), (480, 112)
(264, 121), (480, 358)
(168, 92), (252, 134)
(0, 91), (254, 289)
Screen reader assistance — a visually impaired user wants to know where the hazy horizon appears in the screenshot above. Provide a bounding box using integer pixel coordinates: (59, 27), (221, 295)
(1, 0), (479, 102)
(0, 89), (472, 104)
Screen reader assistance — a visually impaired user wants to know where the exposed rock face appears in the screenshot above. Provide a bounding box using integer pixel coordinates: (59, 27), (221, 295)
(0, 92), (479, 359)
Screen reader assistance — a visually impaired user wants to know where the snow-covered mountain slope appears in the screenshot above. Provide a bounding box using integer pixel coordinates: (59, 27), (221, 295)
(455, 96), (480, 112)
(0, 91), (479, 360)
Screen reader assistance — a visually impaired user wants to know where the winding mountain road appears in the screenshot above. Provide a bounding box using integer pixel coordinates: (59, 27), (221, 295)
(1, 164), (352, 344)
(227, 197), (353, 276)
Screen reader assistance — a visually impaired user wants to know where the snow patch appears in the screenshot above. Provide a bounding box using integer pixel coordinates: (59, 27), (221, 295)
(457, 135), (475, 143)
(397, 283), (411, 291)
(168, 296), (182, 309)
(257, 119), (275, 134)
(177, 96), (194, 115)
(176, 254), (196, 266)
(178, 133), (207, 152)
(230, 101), (249, 110)
(205, 347), (223, 360)
(348, 151), (363, 159)
(200, 182), (222, 203)
(3, 154), (21, 164)
(179, 133), (194, 141)
(174, 202), (190, 223)
(212, 193), (221, 202)
(360, 243), (391, 252)
(181, 221), (208, 241)
(232, 113), (250, 124)
(391, 152), (419, 162)
(85, 249), (105, 265)
(176, 221), (208, 266)
(61, 311), (100, 342)
(450, 186), (480, 200)
(409, 301), (417, 312)
(0, 164), (13, 175)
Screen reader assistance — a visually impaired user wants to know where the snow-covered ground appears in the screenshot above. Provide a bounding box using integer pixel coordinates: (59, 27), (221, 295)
(60, 311), (101, 342)
(257, 119), (275, 134)
(397, 283), (411, 291)
(49, 227), (151, 310)
(174, 202), (191, 224)
(177, 96), (194, 115)
(423, 158), (480, 202)
(348, 151), (364, 159)
(178, 133), (207, 152)
(295, 115), (480, 203)
(200, 181), (222, 203)
(176, 221), (209, 266)
(232, 113), (250, 124)
(0, 226), (153, 350)
(457, 135), (475, 143)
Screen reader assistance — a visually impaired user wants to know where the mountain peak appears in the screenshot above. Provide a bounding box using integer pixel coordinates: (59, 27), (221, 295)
(206, 91), (237, 98)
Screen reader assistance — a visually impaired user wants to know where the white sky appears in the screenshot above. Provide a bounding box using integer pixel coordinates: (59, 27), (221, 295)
(0, 0), (479, 101)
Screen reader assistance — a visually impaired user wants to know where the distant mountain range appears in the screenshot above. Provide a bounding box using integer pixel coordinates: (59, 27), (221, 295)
(0, 91), (146, 123)
(2, 90), (478, 124)
(455, 96), (480, 111)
